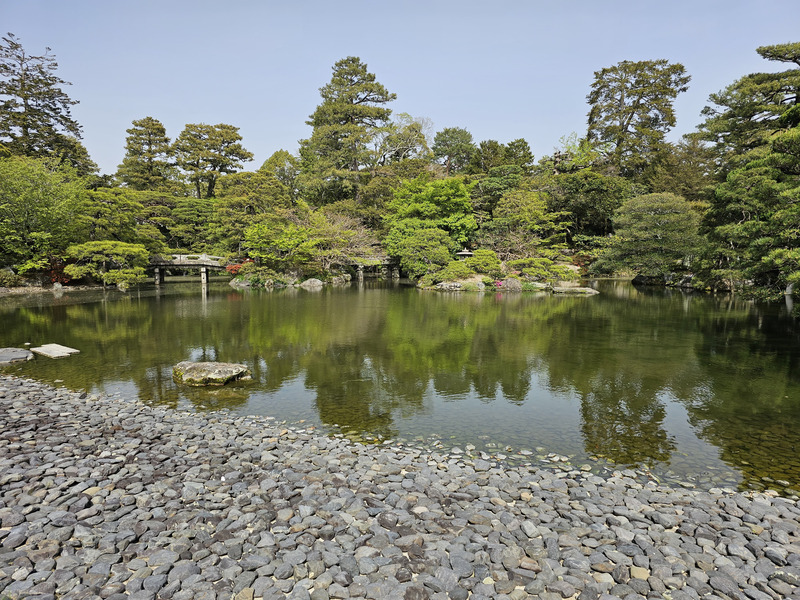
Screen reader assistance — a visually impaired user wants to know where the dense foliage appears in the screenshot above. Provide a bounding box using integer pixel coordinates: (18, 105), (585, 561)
(1, 33), (799, 299)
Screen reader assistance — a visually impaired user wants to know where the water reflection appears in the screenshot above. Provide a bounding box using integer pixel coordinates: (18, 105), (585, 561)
(1, 280), (799, 491)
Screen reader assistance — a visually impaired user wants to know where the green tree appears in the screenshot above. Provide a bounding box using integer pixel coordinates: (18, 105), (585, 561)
(643, 137), (716, 203)
(372, 113), (431, 167)
(214, 170), (292, 253)
(431, 127), (475, 176)
(392, 227), (456, 279)
(298, 56), (396, 204)
(698, 42), (800, 173)
(385, 177), (477, 250)
(260, 149), (300, 202)
(172, 123), (253, 198)
(537, 133), (606, 175)
(0, 156), (85, 270)
(702, 117), (800, 295)
(470, 165), (523, 223)
(50, 134), (98, 177)
(77, 188), (164, 253)
(468, 139), (506, 174)
(478, 188), (569, 264)
(241, 200), (376, 276)
(544, 170), (635, 240)
(587, 59), (690, 177)
(504, 138), (535, 175)
(116, 116), (174, 190)
(63, 240), (149, 287)
(171, 197), (216, 251)
(599, 192), (702, 277)
(0, 33), (83, 161)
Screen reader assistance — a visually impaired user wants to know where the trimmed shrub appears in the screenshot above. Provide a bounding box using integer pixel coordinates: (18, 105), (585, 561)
(465, 249), (502, 277)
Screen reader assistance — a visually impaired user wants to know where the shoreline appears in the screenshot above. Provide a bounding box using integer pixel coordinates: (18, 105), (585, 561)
(1, 375), (799, 600)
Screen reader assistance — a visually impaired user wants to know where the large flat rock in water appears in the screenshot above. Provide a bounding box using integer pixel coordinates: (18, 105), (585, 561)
(30, 344), (80, 359)
(173, 361), (251, 386)
(0, 347), (34, 365)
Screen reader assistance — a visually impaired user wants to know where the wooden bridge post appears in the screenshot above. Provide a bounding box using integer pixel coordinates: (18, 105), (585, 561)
(154, 267), (162, 286)
(200, 266), (208, 286)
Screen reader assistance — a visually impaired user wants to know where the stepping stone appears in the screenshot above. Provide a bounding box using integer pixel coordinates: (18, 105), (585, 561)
(0, 347), (34, 365)
(30, 344), (80, 359)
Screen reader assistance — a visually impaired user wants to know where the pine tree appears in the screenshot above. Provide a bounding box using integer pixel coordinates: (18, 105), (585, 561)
(116, 117), (174, 190)
(587, 59), (690, 178)
(298, 57), (396, 204)
(0, 33), (83, 159)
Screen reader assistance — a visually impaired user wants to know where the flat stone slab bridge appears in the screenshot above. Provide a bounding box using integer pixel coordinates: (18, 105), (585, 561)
(149, 252), (401, 285)
(149, 254), (228, 285)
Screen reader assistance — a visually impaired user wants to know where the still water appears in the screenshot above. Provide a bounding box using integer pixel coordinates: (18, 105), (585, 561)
(2, 279), (799, 493)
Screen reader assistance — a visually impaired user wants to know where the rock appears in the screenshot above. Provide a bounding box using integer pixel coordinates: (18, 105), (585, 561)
(172, 361), (251, 386)
(0, 347), (34, 365)
(0, 373), (799, 600)
(299, 278), (324, 289)
(552, 286), (599, 295)
(500, 278), (523, 292)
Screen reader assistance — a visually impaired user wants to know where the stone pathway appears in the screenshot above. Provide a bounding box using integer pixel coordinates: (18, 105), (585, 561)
(0, 375), (798, 600)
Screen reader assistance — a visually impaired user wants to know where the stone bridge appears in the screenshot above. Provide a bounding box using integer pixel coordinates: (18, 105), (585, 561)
(149, 254), (228, 285)
(148, 253), (402, 285)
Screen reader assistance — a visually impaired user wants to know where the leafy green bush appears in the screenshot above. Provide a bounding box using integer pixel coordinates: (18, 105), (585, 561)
(507, 256), (574, 281)
(436, 260), (475, 282)
(392, 227), (456, 280)
(0, 270), (22, 287)
(464, 249), (502, 277)
(236, 263), (288, 287)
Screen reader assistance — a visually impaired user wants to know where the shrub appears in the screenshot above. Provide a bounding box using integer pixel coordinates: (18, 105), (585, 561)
(507, 257), (574, 281)
(0, 270), (22, 287)
(436, 260), (475, 282)
(465, 249), (502, 277)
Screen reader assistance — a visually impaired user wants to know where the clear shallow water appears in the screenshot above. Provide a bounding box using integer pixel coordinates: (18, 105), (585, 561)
(2, 278), (799, 493)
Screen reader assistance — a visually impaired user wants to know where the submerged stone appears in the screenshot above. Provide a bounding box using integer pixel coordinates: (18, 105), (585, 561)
(0, 347), (34, 365)
(172, 361), (251, 386)
(552, 286), (599, 295)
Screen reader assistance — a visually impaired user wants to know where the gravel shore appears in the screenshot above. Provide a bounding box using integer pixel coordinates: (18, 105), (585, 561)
(1, 375), (799, 600)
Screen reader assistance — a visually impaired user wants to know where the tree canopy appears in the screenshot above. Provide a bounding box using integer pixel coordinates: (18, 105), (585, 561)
(172, 123), (253, 198)
(587, 59), (690, 178)
(116, 117), (174, 190)
(1, 41), (800, 298)
(0, 33), (93, 176)
(298, 56), (396, 204)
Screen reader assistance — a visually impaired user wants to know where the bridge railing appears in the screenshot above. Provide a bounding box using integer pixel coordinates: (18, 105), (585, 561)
(150, 253), (227, 267)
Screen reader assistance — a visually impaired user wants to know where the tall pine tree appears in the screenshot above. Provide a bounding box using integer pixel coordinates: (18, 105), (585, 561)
(298, 57), (396, 204)
(0, 33), (83, 160)
(116, 116), (174, 190)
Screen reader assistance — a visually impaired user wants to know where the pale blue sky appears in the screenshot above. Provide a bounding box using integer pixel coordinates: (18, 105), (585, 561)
(3, 0), (799, 175)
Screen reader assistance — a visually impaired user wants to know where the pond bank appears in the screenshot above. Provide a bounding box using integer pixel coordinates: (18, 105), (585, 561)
(1, 376), (799, 600)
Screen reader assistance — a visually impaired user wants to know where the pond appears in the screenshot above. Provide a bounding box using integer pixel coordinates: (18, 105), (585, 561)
(2, 278), (800, 494)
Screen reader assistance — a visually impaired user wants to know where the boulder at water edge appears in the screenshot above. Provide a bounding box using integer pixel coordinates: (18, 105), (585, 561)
(299, 278), (324, 289)
(172, 361), (251, 386)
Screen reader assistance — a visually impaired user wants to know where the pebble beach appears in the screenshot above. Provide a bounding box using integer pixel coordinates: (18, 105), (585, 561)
(1, 374), (799, 600)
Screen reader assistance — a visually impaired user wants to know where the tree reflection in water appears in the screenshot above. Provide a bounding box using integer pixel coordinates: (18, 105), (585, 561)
(2, 280), (799, 489)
